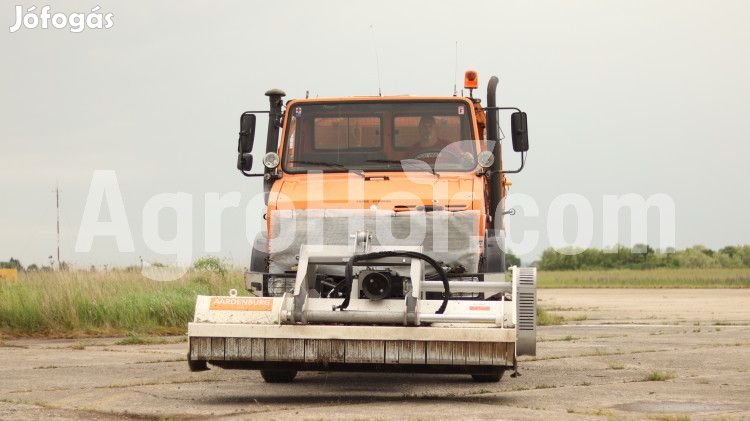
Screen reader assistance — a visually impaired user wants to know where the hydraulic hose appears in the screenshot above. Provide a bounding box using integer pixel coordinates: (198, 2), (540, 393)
(333, 251), (451, 314)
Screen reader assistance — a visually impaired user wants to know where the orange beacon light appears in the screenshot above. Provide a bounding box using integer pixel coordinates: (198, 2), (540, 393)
(464, 70), (478, 89)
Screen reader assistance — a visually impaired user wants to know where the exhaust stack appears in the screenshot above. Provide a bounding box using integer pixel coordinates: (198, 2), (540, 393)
(486, 76), (502, 230)
(264, 89), (285, 202)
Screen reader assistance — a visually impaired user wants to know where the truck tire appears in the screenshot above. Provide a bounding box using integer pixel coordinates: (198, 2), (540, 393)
(250, 232), (268, 273)
(471, 368), (504, 383)
(483, 230), (506, 272)
(187, 354), (208, 372)
(260, 369), (297, 383)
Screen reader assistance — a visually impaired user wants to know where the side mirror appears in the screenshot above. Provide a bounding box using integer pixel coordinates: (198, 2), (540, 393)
(510, 112), (529, 152)
(237, 153), (253, 172)
(236, 113), (256, 171)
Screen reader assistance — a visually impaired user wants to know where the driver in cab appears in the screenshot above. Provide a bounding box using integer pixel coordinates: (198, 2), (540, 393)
(414, 116), (473, 165)
(414, 116), (441, 159)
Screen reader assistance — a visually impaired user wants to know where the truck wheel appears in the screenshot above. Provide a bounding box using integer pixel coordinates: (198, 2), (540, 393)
(483, 230), (506, 272)
(260, 369), (297, 383)
(471, 368), (504, 383)
(187, 352), (208, 372)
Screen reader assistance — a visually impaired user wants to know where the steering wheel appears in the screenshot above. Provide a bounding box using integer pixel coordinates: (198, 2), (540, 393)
(414, 150), (442, 161)
(415, 148), (473, 166)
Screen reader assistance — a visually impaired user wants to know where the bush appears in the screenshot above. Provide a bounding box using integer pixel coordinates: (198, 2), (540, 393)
(505, 250), (521, 269)
(0, 257), (23, 271)
(193, 256), (228, 277)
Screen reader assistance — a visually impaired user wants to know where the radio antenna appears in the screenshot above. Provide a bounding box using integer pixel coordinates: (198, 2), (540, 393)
(453, 41), (458, 96)
(53, 182), (61, 270)
(370, 24), (382, 96)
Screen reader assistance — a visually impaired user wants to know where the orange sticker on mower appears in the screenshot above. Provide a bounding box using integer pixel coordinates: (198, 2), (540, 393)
(469, 305), (491, 311)
(209, 297), (273, 311)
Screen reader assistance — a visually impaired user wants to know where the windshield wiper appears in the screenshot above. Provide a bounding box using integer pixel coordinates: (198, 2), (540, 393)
(288, 160), (364, 177)
(288, 160), (346, 168)
(366, 159), (439, 178)
(365, 159), (402, 164)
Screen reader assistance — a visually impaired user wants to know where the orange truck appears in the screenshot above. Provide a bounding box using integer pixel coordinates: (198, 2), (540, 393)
(188, 71), (536, 383)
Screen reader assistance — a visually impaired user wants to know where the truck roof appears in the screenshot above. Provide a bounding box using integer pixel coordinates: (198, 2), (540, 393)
(287, 96), (473, 104)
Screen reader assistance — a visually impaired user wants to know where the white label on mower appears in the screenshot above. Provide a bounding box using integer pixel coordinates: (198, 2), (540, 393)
(209, 297), (273, 312)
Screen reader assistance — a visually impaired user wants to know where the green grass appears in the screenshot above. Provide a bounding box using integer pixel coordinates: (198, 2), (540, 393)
(115, 334), (152, 346)
(0, 270), (246, 338)
(644, 370), (676, 381)
(5, 267), (747, 337)
(537, 306), (564, 326)
(0, 339), (27, 348)
(71, 340), (92, 350)
(115, 334), (186, 345)
(537, 268), (750, 288)
(650, 416), (690, 421)
(566, 406), (612, 416)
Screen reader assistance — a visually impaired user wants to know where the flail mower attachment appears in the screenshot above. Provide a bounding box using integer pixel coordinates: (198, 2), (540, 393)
(188, 244), (536, 383)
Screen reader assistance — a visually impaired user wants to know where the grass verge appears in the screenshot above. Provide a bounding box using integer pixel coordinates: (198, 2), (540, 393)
(537, 268), (750, 288)
(5, 267), (747, 337)
(0, 270), (247, 338)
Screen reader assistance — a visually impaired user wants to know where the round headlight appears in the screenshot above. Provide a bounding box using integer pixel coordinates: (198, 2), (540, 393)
(262, 152), (280, 169)
(477, 150), (495, 168)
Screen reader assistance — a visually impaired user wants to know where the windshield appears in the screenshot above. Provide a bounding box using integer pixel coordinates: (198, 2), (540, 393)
(282, 101), (477, 173)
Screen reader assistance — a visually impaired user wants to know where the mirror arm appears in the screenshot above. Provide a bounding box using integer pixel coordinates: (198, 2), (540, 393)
(483, 106), (521, 113)
(486, 151), (526, 176)
(481, 106), (527, 175)
(500, 151), (526, 174)
(240, 170), (282, 179)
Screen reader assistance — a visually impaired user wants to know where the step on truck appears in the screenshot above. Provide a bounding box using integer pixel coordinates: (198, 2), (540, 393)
(188, 71), (536, 383)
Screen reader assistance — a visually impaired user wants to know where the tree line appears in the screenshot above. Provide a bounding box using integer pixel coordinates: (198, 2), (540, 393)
(0, 257), (69, 272)
(533, 245), (750, 270)
(5, 245), (750, 273)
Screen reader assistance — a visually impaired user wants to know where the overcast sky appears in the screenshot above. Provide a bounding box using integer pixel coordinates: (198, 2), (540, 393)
(1, 1), (749, 268)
